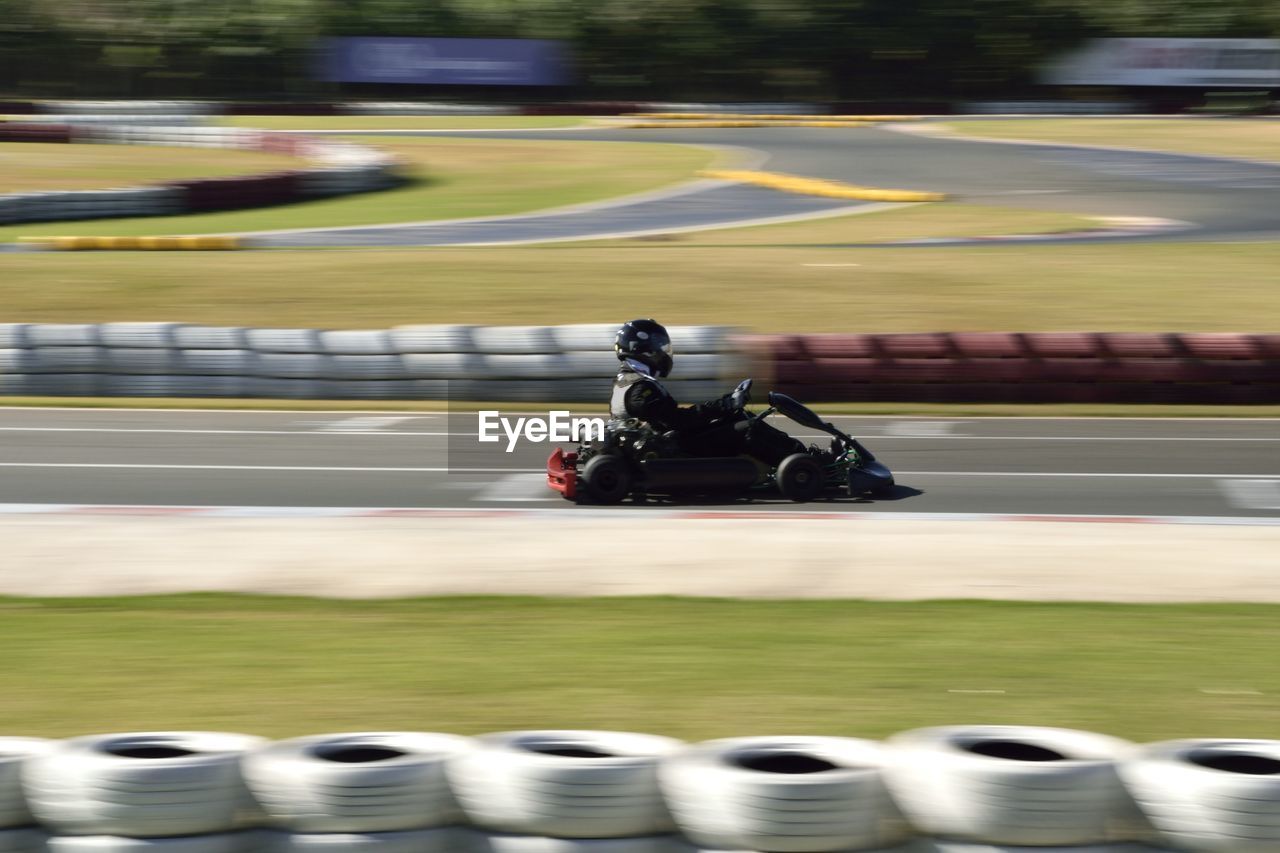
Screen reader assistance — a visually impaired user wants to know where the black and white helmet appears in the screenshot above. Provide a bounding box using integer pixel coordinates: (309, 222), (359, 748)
(614, 319), (674, 378)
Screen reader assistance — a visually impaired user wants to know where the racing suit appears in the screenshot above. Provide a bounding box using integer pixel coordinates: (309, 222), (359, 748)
(610, 359), (806, 466)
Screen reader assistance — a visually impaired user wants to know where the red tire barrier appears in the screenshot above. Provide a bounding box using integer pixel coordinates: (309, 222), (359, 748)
(1022, 332), (1102, 359)
(876, 333), (953, 359)
(948, 332), (1024, 359)
(1099, 333), (1182, 359)
(751, 332), (1280, 405)
(1256, 335), (1280, 359)
(1176, 333), (1262, 360)
(0, 123), (72, 143)
(167, 171), (303, 211)
(254, 132), (313, 157)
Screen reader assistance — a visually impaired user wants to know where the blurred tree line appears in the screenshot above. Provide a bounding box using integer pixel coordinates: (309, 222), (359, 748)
(2, 0), (1278, 100)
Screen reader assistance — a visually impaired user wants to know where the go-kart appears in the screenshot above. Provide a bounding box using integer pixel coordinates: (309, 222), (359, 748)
(546, 379), (894, 504)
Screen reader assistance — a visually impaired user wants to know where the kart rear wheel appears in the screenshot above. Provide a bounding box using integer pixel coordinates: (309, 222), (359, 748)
(776, 453), (825, 503)
(581, 454), (632, 504)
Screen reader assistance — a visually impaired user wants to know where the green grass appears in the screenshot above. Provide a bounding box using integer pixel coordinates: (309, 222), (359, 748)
(0, 142), (300, 193)
(3, 595), (1279, 740)
(0, 137), (714, 240)
(216, 115), (590, 130)
(3, 239), (1279, 333)
(948, 118), (1280, 163)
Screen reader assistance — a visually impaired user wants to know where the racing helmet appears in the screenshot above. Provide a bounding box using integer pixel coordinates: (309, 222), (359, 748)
(615, 319), (674, 378)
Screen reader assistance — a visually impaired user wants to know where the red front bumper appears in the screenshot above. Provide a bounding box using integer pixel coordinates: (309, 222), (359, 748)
(547, 448), (579, 500)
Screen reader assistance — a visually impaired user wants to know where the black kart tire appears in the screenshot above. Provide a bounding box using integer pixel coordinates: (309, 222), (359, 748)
(776, 453), (825, 503)
(581, 455), (632, 505)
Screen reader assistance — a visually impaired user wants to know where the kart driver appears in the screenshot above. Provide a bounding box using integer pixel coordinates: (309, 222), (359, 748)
(610, 318), (813, 466)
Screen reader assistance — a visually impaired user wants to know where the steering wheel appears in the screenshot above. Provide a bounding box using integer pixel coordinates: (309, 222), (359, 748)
(729, 378), (753, 410)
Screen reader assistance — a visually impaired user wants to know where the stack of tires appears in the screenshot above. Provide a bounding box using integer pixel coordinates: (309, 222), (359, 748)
(1121, 738), (1280, 853)
(882, 725), (1155, 853)
(447, 730), (686, 852)
(660, 736), (912, 853)
(243, 732), (474, 852)
(23, 732), (267, 853)
(1, 738), (53, 853)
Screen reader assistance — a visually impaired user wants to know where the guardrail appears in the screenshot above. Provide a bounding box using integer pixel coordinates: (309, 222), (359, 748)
(745, 332), (1280, 404)
(2, 325), (1278, 404)
(0, 323), (736, 401)
(4, 724), (1276, 852)
(0, 125), (401, 225)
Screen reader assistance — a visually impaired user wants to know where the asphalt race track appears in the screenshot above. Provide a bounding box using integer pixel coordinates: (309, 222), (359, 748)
(250, 123), (1280, 247)
(1, 407), (1277, 520)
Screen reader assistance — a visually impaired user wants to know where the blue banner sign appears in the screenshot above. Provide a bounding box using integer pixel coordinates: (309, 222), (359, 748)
(322, 37), (570, 86)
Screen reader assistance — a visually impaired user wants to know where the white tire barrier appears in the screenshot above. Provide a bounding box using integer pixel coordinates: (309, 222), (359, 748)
(399, 354), (485, 381)
(100, 376), (190, 397)
(24, 375), (99, 396)
(480, 355), (569, 380)
(0, 739), (55, 829)
(42, 116), (208, 127)
(97, 324), (184, 349)
(561, 352), (623, 378)
(172, 327), (248, 350)
(0, 323), (739, 401)
(25, 326), (100, 348)
(47, 833), (265, 853)
(177, 351), (255, 376)
(37, 102), (215, 116)
(1, 124), (398, 225)
(328, 356), (406, 381)
(264, 828), (458, 852)
(102, 349), (175, 375)
(316, 331), (394, 356)
(470, 327), (560, 356)
(1119, 739), (1280, 853)
(24, 732), (265, 838)
(660, 736), (908, 853)
(254, 354), (332, 380)
(244, 330), (324, 355)
(28, 348), (103, 374)
(917, 844), (1168, 853)
(389, 326), (477, 355)
(0, 827), (49, 853)
(551, 325), (620, 353)
(0, 350), (29, 374)
(462, 833), (687, 853)
(242, 732), (473, 834)
(0, 326), (28, 348)
(883, 726), (1139, 848)
(447, 731), (683, 839)
(0, 188), (178, 221)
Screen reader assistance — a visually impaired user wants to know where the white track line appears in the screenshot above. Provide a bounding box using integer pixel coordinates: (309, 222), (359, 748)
(0, 463), (1278, 480)
(0, 427), (1276, 442)
(318, 415), (422, 432)
(3, 408), (1278, 422)
(0, 428), (450, 436)
(0, 464), (521, 472)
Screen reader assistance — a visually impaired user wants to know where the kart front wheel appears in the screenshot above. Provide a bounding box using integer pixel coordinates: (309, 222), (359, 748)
(581, 454), (632, 504)
(776, 453), (825, 503)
